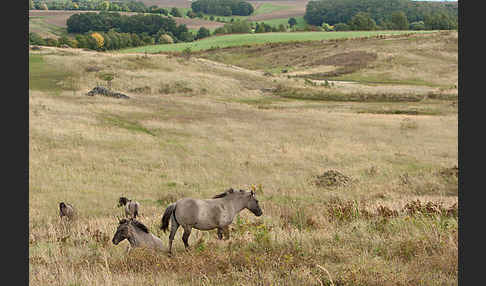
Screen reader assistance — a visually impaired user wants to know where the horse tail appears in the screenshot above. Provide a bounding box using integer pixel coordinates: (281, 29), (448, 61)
(161, 203), (176, 232)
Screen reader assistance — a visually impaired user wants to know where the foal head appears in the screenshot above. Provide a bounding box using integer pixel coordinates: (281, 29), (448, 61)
(112, 218), (149, 245)
(118, 197), (129, 207)
(59, 202), (75, 219)
(112, 218), (130, 245)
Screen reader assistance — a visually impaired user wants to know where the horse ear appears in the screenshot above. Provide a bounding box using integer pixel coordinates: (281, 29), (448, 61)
(250, 190), (255, 196)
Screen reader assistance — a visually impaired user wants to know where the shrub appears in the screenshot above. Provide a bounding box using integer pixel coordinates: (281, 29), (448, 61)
(196, 27), (211, 40)
(29, 32), (45, 46)
(158, 34), (174, 44)
(334, 22), (350, 31)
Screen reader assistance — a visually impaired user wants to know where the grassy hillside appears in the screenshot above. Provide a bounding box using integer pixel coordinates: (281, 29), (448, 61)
(29, 31), (457, 285)
(196, 31), (457, 88)
(120, 30), (432, 53)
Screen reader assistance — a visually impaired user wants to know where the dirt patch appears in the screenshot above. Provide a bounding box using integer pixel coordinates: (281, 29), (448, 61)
(313, 169), (352, 188)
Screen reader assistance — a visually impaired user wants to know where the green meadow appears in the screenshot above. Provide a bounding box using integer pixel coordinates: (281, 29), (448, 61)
(120, 30), (431, 53)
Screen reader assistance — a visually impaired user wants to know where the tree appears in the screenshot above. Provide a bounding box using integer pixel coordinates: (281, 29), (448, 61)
(158, 34), (174, 44)
(321, 22), (333, 31)
(278, 23), (287, 32)
(91, 32), (105, 50)
(334, 22), (349, 31)
(391, 11), (409, 30)
(255, 23), (265, 33)
(348, 12), (376, 30)
(196, 27), (210, 40)
(187, 10), (197, 18)
(98, 1), (110, 11)
(288, 17), (297, 27)
(170, 7), (182, 17)
(424, 12), (457, 30)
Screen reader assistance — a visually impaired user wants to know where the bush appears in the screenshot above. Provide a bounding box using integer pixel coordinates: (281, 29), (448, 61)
(29, 32), (45, 46)
(170, 7), (182, 17)
(196, 27), (211, 40)
(348, 12), (376, 30)
(158, 34), (174, 44)
(334, 22), (350, 31)
(410, 21), (425, 30)
(44, 37), (59, 47)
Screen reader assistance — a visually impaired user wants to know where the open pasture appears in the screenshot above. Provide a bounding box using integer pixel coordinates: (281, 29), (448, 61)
(29, 31), (457, 285)
(120, 30), (431, 53)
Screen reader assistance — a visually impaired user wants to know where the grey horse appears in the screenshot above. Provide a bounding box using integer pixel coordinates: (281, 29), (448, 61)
(160, 188), (263, 255)
(118, 197), (140, 218)
(59, 202), (76, 220)
(112, 218), (164, 252)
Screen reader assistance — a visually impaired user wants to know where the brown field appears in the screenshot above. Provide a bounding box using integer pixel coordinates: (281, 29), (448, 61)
(247, 0), (307, 21)
(29, 31), (458, 285)
(29, 10), (224, 30)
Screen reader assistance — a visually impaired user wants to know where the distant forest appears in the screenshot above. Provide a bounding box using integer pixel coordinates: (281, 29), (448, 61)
(304, 0), (458, 29)
(30, 0), (167, 14)
(191, 0), (254, 16)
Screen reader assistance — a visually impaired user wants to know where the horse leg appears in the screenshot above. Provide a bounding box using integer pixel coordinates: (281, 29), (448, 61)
(182, 227), (192, 250)
(217, 228), (223, 240)
(168, 215), (179, 256)
(223, 225), (230, 240)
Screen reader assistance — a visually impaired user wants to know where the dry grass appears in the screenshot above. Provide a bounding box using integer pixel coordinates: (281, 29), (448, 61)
(30, 32), (457, 285)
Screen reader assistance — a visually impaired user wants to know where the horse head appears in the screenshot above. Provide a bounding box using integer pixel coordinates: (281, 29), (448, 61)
(245, 190), (263, 217)
(112, 218), (130, 245)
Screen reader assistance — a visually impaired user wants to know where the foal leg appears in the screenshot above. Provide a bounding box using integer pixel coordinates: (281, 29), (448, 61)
(168, 215), (180, 256)
(182, 226), (192, 250)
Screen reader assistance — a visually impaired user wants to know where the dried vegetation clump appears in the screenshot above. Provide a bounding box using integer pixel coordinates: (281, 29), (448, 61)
(313, 169), (353, 188)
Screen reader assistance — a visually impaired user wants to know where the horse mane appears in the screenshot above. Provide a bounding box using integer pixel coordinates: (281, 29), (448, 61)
(131, 219), (149, 233)
(118, 218), (149, 233)
(212, 188), (237, 199)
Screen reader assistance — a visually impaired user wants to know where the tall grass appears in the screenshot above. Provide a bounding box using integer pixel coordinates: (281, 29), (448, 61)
(29, 32), (457, 285)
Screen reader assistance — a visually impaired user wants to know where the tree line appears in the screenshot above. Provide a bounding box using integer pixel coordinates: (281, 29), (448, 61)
(191, 0), (254, 16)
(29, 12), (202, 50)
(29, 0), (184, 16)
(66, 12), (194, 41)
(304, 0), (457, 30)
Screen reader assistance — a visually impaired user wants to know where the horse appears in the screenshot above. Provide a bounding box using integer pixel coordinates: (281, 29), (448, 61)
(112, 218), (164, 253)
(59, 202), (76, 220)
(160, 188), (263, 255)
(117, 197), (140, 218)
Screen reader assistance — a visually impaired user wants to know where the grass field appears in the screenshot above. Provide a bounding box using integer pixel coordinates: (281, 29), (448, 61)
(253, 2), (293, 15)
(29, 31), (457, 285)
(120, 30), (432, 53)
